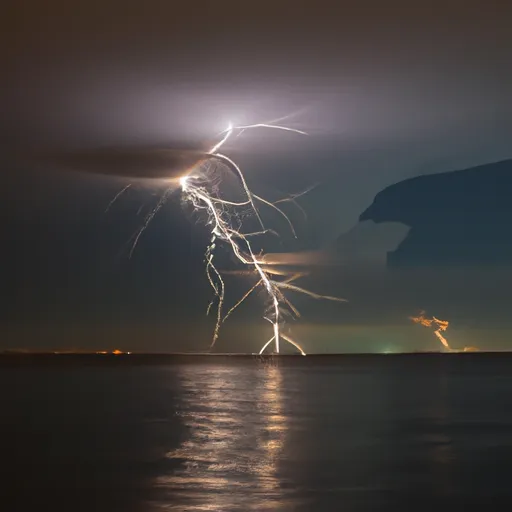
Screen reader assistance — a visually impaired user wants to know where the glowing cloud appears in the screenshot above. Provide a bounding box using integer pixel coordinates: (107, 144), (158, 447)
(410, 311), (452, 351)
(410, 311), (480, 353)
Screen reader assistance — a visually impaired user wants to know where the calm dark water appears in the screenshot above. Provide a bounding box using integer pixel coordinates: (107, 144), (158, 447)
(2, 354), (512, 510)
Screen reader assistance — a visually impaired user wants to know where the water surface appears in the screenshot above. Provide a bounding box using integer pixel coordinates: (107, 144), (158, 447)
(2, 354), (512, 510)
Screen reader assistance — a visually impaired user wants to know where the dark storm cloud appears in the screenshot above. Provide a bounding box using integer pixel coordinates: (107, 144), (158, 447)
(34, 146), (210, 180)
(2, 0), (512, 351)
(359, 159), (512, 267)
(5, 0), (511, 234)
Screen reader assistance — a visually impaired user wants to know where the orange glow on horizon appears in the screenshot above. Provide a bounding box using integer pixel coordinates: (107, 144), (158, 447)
(95, 349), (131, 355)
(410, 311), (452, 351)
(410, 311), (479, 353)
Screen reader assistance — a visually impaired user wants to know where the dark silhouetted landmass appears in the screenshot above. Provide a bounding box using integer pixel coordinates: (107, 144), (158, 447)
(359, 159), (512, 267)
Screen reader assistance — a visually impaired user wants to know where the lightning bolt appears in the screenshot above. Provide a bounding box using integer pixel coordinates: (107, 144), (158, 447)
(179, 121), (346, 355)
(116, 119), (346, 355)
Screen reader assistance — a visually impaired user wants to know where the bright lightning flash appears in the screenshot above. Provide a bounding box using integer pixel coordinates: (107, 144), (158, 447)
(178, 121), (346, 355)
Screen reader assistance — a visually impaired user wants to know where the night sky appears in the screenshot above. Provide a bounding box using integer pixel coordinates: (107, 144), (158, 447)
(2, 1), (512, 353)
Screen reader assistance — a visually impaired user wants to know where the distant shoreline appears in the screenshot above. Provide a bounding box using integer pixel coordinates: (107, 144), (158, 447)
(0, 350), (507, 368)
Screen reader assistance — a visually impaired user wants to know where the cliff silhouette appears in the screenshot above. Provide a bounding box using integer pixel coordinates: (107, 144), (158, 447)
(359, 159), (512, 267)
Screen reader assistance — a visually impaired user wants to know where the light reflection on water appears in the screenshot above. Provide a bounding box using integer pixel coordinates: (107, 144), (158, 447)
(156, 362), (295, 511)
(5, 356), (512, 510)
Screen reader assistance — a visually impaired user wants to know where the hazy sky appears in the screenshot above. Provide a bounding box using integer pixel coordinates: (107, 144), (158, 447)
(2, 1), (512, 352)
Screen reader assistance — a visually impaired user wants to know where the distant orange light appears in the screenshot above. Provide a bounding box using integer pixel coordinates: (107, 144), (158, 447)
(410, 311), (451, 351)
